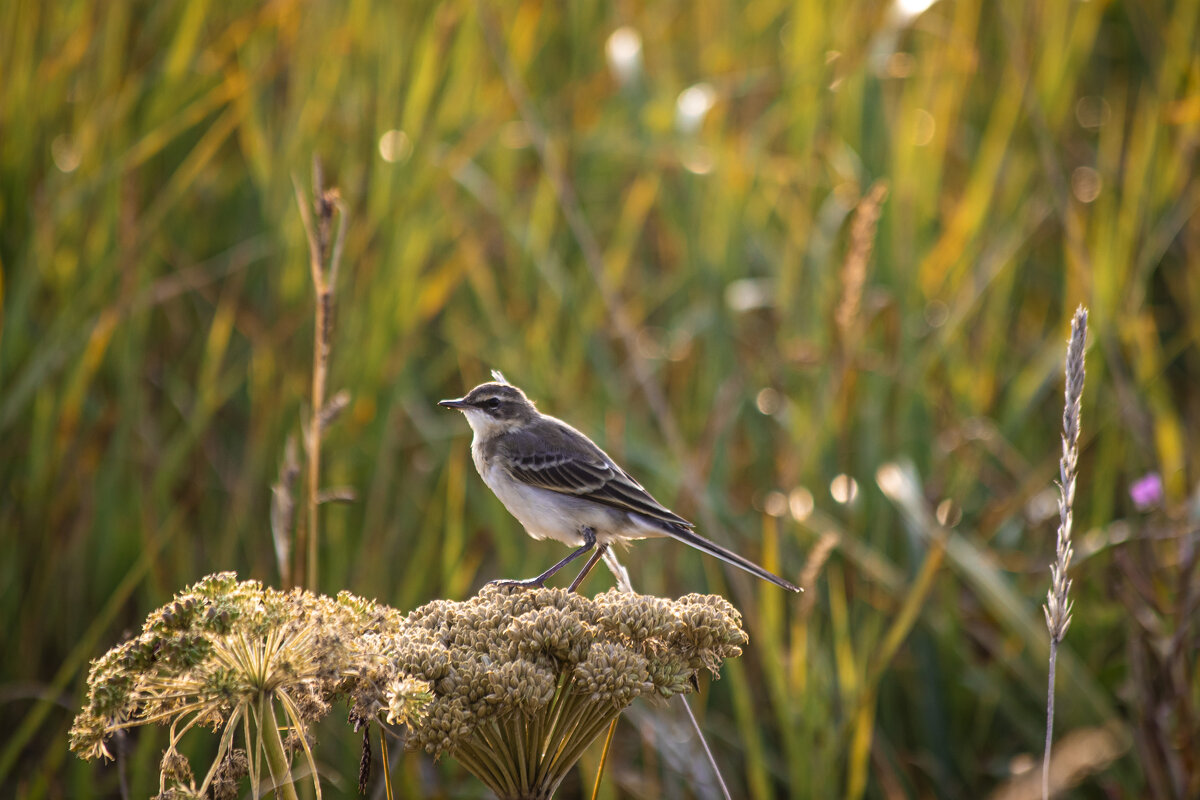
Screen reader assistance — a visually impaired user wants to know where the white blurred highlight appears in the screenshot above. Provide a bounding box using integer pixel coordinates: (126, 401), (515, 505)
(676, 83), (716, 134)
(894, 0), (938, 21)
(830, 474), (859, 505)
(789, 488), (814, 521)
(605, 27), (643, 87)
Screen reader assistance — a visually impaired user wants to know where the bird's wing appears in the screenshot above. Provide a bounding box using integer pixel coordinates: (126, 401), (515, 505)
(499, 421), (694, 529)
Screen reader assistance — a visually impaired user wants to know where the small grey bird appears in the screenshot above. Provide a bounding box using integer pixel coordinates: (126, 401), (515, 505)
(439, 380), (800, 592)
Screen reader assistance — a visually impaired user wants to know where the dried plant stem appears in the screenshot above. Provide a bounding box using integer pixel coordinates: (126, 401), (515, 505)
(1044, 637), (1059, 796)
(679, 694), (733, 800)
(292, 158), (347, 591)
(1042, 306), (1087, 800)
(590, 719), (617, 800)
(378, 726), (393, 800)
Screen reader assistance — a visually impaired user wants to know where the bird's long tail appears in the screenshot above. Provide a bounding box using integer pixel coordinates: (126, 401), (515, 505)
(661, 524), (801, 592)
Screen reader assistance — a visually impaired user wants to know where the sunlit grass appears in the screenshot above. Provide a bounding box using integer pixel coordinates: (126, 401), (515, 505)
(3, 0), (1197, 796)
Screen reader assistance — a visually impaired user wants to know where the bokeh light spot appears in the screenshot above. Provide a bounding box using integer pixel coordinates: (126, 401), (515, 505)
(605, 27), (643, 86)
(676, 83), (716, 133)
(52, 135), (81, 173)
(1075, 95), (1111, 129)
(830, 474), (859, 504)
(935, 499), (961, 527)
(378, 130), (412, 164)
(913, 109), (936, 146)
(789, 488), (814, 521)
(1071, 166), (1102, 203)
(755, 388), (782, 415)
(895, 0), (938, 21)
(764, 491), (788, 517)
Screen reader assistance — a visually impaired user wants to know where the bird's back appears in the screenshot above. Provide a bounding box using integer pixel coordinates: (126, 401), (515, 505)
(483, 414), (694, 532)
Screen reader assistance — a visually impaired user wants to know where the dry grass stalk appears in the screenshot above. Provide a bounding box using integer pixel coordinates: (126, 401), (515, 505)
(836, 180), (889, 339)
(798, 531), (839, 619)
(1042, 305), (1088, 799)
(290, 159), (349, 590)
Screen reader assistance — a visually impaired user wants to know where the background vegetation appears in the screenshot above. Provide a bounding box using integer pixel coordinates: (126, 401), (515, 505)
(2, 0), (1197, 797)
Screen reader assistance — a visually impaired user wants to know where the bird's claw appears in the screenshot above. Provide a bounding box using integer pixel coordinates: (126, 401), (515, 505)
(486, 577), (546, 590)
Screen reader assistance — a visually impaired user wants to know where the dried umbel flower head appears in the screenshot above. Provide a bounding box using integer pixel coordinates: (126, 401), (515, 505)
(387, 585), (747, 800)
(70, 573), (403, 799)
(71, 576), (747, 800)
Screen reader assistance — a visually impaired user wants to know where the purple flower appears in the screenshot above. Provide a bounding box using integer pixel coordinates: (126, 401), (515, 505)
(1129, 473), (1163, 510)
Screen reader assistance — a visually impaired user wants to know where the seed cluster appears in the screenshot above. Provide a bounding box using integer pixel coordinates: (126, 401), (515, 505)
(400, 586), (744, 752)
(70, 574), (746, 799)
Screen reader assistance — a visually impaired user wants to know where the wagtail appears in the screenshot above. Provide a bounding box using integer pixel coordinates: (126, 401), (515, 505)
(439, 380), (800, 592)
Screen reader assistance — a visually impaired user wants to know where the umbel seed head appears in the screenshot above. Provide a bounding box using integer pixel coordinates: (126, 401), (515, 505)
(394, 585), (746, 798)
(70, 575), (747, 800)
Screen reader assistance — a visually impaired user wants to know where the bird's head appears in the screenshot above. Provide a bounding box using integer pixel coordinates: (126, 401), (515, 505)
(439, 382), (538, 436)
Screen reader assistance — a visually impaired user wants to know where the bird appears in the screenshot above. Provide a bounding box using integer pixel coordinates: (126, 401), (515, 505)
(439, 379), (800, 593)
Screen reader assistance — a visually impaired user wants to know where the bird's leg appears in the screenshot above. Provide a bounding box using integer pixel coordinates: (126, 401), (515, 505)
(567, 543), (609, 593)
(489, 527), (597, 589)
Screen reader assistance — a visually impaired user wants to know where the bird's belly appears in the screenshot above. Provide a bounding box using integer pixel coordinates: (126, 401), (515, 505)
(479, 463), (661, 547)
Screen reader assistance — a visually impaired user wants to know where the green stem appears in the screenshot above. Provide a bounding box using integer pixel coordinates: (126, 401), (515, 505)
(456, 743), (516, 799)
(459, 734), (516, 798)
(258, 693), (299, 800)
(477, 720), (520, 796)
(507, 712), (530, 794)
(554, 710), (618, 782)
(533, 692), (572, 787)
(541, 693), (592, 780)
(543, 701), (614, 789)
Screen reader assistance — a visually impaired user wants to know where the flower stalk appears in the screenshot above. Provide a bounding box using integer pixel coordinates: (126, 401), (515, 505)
(257, 693), (299, 800)
(1042, 305), (1088, 799)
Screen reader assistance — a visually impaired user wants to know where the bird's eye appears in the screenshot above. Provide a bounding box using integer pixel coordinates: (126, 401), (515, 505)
(486, 397), (502, 410)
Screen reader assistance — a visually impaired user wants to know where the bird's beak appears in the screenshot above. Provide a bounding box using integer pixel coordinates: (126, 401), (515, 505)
(438, 397), (470, 410)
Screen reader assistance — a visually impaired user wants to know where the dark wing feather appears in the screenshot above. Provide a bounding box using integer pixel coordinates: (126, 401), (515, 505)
(499, 420), (694, 529)
(495, 416), (801, 592)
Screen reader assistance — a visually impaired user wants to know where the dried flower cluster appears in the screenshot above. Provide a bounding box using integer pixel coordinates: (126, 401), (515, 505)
(71, 574), (746, 800)
(398, 585), (746, 798)
(69, 573), (416, 799)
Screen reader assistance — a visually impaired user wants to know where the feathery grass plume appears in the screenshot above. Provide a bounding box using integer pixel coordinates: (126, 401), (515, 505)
(798, 531), (839, 619)
(71, 576), (745, 800)
(836, 180), (889, 338)
(1042, 305), (1087, 800)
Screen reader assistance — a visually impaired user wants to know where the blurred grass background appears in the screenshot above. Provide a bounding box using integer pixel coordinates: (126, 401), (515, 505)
(2, 0), (1198, 797)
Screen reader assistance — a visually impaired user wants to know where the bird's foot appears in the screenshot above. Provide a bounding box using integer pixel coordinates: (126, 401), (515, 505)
(486, 577), (546, 590)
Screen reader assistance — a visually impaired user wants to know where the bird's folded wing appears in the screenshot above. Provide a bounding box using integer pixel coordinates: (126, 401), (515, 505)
(502, 430), (694, 529)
